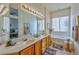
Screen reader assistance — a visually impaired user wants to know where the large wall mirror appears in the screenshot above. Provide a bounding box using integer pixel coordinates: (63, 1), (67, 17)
(23, 12), (45, 37)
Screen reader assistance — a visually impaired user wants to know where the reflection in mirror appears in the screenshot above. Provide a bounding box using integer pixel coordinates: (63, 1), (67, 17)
(37, 18), (45, 35)
(3, 17), (10, 33)
(10, 18), (18, 39)
(22, 11), (45, 37)
(28, 15), (45, 37)
(29, 15), (38, 36)
(9, 7), (18, 16)
(24, 23), (30, 35)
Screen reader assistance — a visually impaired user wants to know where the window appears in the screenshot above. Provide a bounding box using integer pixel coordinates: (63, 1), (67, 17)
(60, 16), (69, 32)
(52, 16), (69, 32)
(52, 18), (60, 31)
(38, 19), (45, 33)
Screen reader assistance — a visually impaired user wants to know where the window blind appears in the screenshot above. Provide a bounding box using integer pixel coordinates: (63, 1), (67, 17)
(52, 8), (70, 18)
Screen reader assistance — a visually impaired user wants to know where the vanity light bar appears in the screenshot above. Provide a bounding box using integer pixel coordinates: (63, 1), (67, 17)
(0, 4), (5, 13)
(1, 7), (9, 16)
(20, 4), (44, 19)
(0, 4), (9, 16)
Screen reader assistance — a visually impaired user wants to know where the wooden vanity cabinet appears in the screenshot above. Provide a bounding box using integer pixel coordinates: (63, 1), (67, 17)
(42, 37), (47, 54)
(35, 40), (42, 55)
(17, 35), (52, 55)
(20, 44), (34, 55)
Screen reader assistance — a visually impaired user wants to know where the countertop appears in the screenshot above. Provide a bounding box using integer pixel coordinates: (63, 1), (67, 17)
(0, 34), (49, 55)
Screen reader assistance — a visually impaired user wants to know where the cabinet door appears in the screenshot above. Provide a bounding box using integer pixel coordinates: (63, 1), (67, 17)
(20, 45), (34, 55)
(35, 40), (42, 55)
(46, 36), (49, 48)
(47, 35), (52, 46)
(42, 38), (47, 54)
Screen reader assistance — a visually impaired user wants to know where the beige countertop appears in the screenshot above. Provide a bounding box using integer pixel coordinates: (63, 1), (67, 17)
(0, 34), (49, 55)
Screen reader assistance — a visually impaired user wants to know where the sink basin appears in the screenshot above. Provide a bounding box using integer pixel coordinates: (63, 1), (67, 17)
(10, 38), (28, 46)
(5, 37), (35, 47)
(16, 41), (23, 45)
(27, 39), (35, 42)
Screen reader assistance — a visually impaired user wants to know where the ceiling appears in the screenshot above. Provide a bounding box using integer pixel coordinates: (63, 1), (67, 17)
(41, 3), (72, 12)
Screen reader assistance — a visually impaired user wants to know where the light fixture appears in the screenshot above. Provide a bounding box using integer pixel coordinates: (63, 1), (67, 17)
(1, 7), (9, 16)
(0, 4), (5, 13)
(0, 4), (9, 16)
(20, 4), (44, 19)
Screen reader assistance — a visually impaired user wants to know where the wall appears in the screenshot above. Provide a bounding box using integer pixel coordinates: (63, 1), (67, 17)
(45, 8), (50, 34)
(0, 16), (3, 33)
(71, 4), (79, 16)
(70, 4), (79, 41)
(71, 3), (79, 54)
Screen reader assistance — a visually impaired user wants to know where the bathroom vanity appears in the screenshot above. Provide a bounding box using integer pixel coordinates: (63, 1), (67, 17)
(0, 4), (51, 55)
(0, 34), (52, 55)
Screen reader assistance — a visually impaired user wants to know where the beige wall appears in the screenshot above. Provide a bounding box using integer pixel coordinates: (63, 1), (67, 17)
(45, 9), (50, 34)
(70, 4), (79, 39)
(68, 4), (79, 54)
(71, 4), (79, 16)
